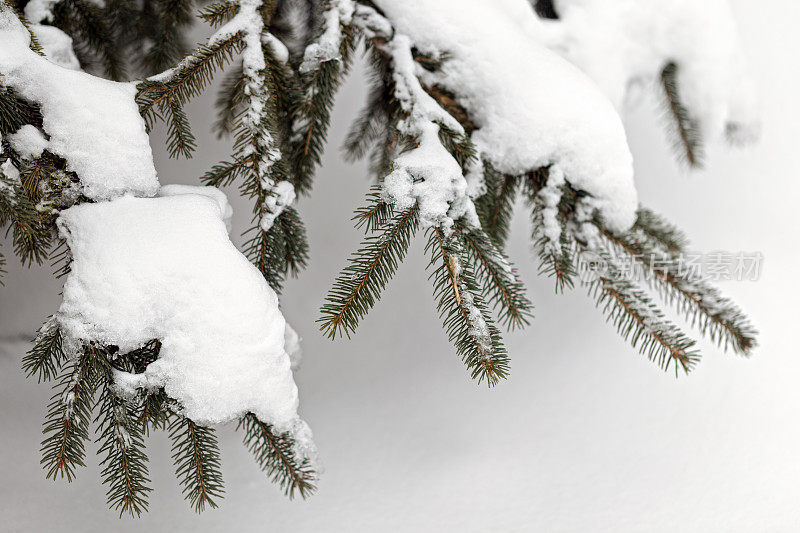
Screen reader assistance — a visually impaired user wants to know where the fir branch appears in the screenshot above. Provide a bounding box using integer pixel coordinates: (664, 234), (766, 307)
(199, 0), (239, 27)
(50, 237), (72, 279)
(426, 228), (510, 386)
(661, 62), (703, 167)
(136, 31), (245, 149)
(351, 185), (392, 233)
(597, 223), (757, 354)
(139, 389), (169, 435)
(140, 0), (195, 75)
(213, 61), (245, 138)
(165, 98), (197, 158)
(319, 203), (419, 339)
(475, 164), (518, 248)
(22, 318), (65, 383)
(525, 171), (577, 292)
(201, 157), (249, 188)
(52, 0), (126, 80)
(115, 341), (170, 435)
(633, 207), (688, 257)
(290, 20), (356, 195)
(342, 67), (392, 163)
(455, 222), (533, 330)
(169, 417), (225, 513)
(276, 206), (309, 278)
(241, 208), (308, 293)
(19, 151), (59, 203)
(243, 220), (285, 291)
(0, 170), (53, 266)
(0, 85), (39, 135)
(96, 372), (152, 517)
(239, 413), (316, 499)
(40, 345), (105, 482)
(583, 249), (700, 374)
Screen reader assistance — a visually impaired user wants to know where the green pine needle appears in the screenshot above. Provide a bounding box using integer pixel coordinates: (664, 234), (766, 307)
(597, 221), (757, 355)
(290, 22), (356, 195)
(583, 249), (701, 374)
(40, 351), (97, 482)
(474, 164), (519, 249)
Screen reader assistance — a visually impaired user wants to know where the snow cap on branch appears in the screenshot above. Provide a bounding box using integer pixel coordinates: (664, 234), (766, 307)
(380, 32), (477, 231)
(541, 0), (760, 145)
(0, 5), (158, 200)
(7, 125), (48, 160)
(372, 0), (637, 233)
(56, 189), (313, 461)
(299, 0), (354, 74)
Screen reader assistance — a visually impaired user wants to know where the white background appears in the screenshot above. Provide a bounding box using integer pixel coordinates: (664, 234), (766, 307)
(1, 1), (799, 530)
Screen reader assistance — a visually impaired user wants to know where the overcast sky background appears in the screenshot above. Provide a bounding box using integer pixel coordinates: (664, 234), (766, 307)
(2, 1), (799, 531)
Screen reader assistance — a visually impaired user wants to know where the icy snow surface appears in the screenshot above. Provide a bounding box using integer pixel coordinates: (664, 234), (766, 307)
(0, 7), (158, 200)
(541, 0), (759, 144)
(372, 0), (637, 233)
(56, 191), (310, 446)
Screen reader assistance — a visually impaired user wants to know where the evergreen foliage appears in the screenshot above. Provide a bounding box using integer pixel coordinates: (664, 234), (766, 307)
(169, 417), (225, 512)
(289, 9), (356, 195)
(661, 61), (704, 167)
(426, 228), (511, 385)
(51, 0), (126, 80)
(239, 413), (317, 499)
(0, 0), (759, 517)
(319, 199), (419, 339)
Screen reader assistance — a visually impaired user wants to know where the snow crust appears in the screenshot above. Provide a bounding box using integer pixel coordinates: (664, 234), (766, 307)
(55, 191), (309, 442)
(7, 125), (48, 160)
(158, 184), (234, 234)
(284, 321), (302, 371)
(372, 0), (637, 233)
(0, 7), (158, 200)
(542, 0), (759, 144)
(31, 24), (81, 70)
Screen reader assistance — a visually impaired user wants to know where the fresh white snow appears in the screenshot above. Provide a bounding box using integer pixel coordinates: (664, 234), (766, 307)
(0, 6), (158, 200)
(371, 0), (638, 233)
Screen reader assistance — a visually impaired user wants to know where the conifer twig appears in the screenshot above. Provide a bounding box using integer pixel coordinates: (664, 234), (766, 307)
(169, 417), (225, 513)
(319, 202), (420, 338)
(661, 62), (703, 167)
(239, 413), (316, 499)
(427, 228), (510, 386)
